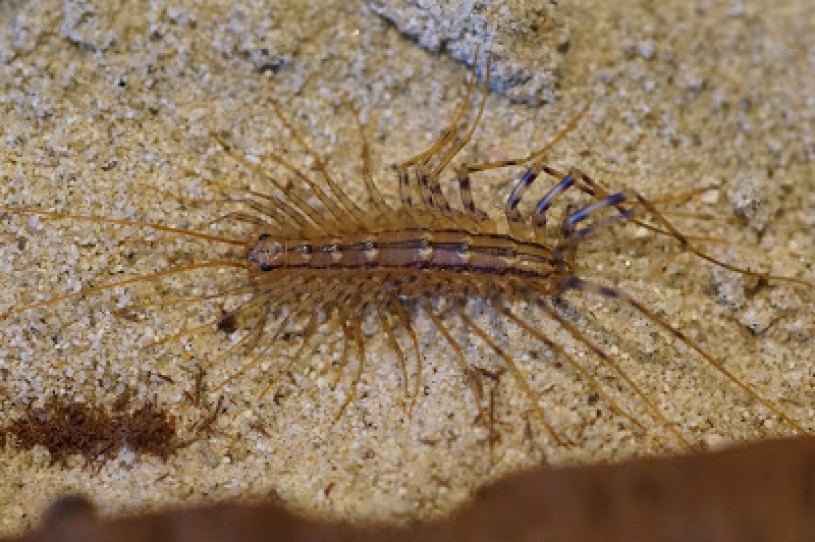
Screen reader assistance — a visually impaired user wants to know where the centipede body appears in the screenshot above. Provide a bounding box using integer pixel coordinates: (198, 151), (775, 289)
(2, 0), (815, 535)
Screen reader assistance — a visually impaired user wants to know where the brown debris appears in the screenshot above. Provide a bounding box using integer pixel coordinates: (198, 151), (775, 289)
(1, 393), (179, 465)
(5, 437), (815, 542)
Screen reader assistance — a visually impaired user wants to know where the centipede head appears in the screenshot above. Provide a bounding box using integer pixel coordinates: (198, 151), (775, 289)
(247, 234), (286, 273)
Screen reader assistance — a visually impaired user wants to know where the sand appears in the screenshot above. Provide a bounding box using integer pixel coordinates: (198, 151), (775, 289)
(1, 0), (814, 537)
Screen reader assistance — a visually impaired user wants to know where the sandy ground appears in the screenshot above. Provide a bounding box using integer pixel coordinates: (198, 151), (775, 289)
(1, 0), (814, 537)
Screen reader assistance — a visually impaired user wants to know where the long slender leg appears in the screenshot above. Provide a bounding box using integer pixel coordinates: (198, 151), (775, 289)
(400, 47), (481, 182)
(421, 300), (485, 422)
(536, 296), (693, 449)
(397, 165), (417, 210)
(454, 164), (494, 231)
(629, 187), (815, 291)
(556, 276), (806, 434)
(458, 309), (564, 446)
(395, 49), (482, 225)
(429, 55), (492, 179)
(206, 211), (284, 233)
(242, 192), (318, 236)
(378, 307), (410, 402)
(330, 314), (352, 386)
(535, 191), (638, 271)
(202, 302), (270, 373)
(389, 293), (423, 410)
(503, 165), (581, 240)
(334, 311), (368, 422)
(408, 53), (494, 230)
(553, 168), (815, 292)
(406, 54), (493, 230)
(426, 170), (453, 213)
(164, 177), (294, 235)
(567, 195), (633, 239)
(257, 309), (320, 399)
(495, 302), (645, 432)
(209, 131), (342, 233)
(456, 103), (590, 181)
(504, 162), (546, 238)
(140, 289), (275, 355)
(212, 281), (315, 391)
(267, 99), (375, 231)
(454, 103), (589, 222)
(530, 172), (576, 241)
(111, 273), (278, 321)
(212, 311), (290, 392)
(413, 166), (434, 208)
(350, 106), (395, 226)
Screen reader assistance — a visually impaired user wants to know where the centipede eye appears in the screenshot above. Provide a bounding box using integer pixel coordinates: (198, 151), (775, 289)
(259, 233), (271, 241)
(260, 263), (273, 272)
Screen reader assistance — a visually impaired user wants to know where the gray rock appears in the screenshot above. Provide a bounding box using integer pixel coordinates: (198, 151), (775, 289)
(366, 0), (569, 105)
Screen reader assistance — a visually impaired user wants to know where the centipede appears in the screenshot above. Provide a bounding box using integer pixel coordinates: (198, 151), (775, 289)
(2, 50), (814, 464)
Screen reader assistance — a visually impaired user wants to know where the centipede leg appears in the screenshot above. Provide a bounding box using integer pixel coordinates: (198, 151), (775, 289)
(457, 309), (564, 447)
(350, 106), (394, 226)
(554, 168), (815, 291)
(453, 165), (495, 232)
(556, 276), (806, 434)
(258, 309), (320, 400)
(421, 300), (485, 422)
(389, 293), (423, 411)
(209, 130), (341, 233)
(334, 311), (368, 422)
(266, 100), (374, 230)
(378, 307), (411, 404)
(538, 295), (696, 450)
(495, 302), (645, 433)
(394, 49), (482, 226)
(452, 104), (590, 233)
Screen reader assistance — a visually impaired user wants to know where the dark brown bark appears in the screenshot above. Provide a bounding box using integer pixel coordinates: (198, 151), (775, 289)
(8, 437), (815, 542)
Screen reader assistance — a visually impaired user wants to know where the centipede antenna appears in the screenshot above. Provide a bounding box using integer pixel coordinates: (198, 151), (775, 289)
(0, 207), (249, 247)
(1, 260), (249, 320)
